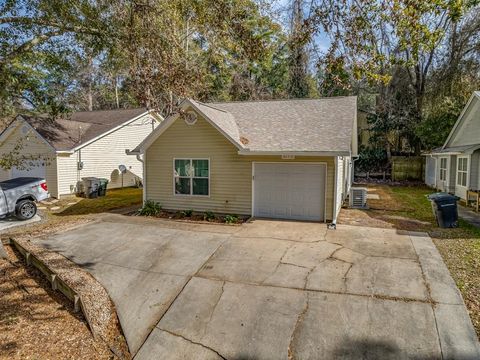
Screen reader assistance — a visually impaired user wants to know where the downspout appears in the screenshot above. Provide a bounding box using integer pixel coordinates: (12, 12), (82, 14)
(329, 157), (339, 230)
(126, 149), (146, 204)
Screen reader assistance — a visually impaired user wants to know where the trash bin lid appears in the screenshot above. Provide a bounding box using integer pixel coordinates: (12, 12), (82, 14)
(427, 192), (459, 201)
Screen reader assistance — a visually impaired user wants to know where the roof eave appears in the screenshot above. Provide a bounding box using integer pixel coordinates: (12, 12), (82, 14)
(237, 150), (350, 157)
(69, 110), (156, 152)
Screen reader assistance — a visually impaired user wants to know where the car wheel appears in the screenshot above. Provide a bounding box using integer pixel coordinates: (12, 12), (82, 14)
(15, 200), (37, 220)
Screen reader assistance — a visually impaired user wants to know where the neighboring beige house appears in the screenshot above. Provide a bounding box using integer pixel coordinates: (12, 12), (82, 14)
(425, 91), (480, 200)
(129, 97), (357, 223)
(0, 109), (161, 198)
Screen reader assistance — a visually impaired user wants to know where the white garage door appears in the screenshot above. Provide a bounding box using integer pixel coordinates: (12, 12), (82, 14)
(12, 160), (46, 179)
(253, 163), (326, 221)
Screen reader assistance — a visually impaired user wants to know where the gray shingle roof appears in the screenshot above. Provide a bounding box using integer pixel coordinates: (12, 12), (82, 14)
(21, 108), (148, 151)
(204, 97), (357, 153)
(430, 144), (480, 155)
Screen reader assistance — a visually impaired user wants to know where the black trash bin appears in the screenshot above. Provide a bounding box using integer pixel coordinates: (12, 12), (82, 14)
(98, 178), (109, 197)
(81, 177), (100, 198)
(428, 193), (459, 228)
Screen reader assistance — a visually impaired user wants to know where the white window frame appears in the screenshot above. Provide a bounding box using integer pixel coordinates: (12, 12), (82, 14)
(173, 158), (210, 197)
(457, 156), (468, 188)
(439, 157), (447, 181)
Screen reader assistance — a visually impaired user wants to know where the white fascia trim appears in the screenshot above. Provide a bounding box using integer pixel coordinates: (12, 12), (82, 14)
(134, 113), (181, 153)
(237, 150), (350, 156)
(135, 99), (244, 154)
(442, 92), (480, 149)
(56, 150), (74, 155)
(0, 118), (20, 143)
(71, 111), (157, 152)
(186, 100), (243, 150)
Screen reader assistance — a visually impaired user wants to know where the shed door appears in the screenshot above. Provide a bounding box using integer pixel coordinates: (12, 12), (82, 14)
(253, 163), (326, 221)
(12, 160), (46, 179)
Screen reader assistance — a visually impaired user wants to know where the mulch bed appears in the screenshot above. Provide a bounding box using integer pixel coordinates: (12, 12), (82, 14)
(6, 238), (130, 359)
(0, 246), (113, 360)
(133, 210), (249, 224)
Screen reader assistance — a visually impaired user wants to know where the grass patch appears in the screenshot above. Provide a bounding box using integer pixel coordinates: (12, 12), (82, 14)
(58, 187), (142, 216)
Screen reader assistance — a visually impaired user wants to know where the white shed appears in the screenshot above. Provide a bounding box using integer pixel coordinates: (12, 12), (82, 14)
(0, 109), (161, 198)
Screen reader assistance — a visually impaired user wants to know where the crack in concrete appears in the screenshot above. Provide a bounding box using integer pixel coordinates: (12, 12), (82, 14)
(195, 275), (433, 304)
(202, 281), (225, 338)
(259, 245), (293, 285)
(280, 261), (311, 269)
(342, 263), (354, 292)
(288, 293), (309, 360)
(159, 328), (227, 360)
(134, 239), (229, 357)
(232, 234), (327, 243)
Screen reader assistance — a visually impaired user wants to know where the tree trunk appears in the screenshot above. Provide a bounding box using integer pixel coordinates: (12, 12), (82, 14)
(114, 76), (120, 109)
(86, 55), (93, 111)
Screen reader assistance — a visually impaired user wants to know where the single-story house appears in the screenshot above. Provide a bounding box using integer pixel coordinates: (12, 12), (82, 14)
(424, 91), (480, 200)
(128, 97), (358, 223)
(0, 109), (161, 198)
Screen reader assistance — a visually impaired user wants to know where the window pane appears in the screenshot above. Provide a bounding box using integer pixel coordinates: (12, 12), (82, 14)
(193, 178), (209, 195)
(175, 177), (191, 194)
(175, 160), (191, 176)
(193, 160), (209, 177)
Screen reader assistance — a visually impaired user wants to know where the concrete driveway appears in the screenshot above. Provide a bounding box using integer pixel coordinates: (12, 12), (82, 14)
(34, 214), (480, 359)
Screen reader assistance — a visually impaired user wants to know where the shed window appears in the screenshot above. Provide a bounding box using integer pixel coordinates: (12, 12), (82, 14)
(439, 158), (447, 181)
(457, 157), (468, 187)
(174, 159), (209, 196)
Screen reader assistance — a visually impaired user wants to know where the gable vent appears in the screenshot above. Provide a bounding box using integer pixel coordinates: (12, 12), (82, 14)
(349, 187), (367, 209)
(184, 112), (197, 125)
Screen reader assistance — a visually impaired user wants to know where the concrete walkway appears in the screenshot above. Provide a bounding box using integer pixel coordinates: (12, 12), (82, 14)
(34, 214), (480, 359)
(459, 205), (480, 228)
(0, 214), (41, 232)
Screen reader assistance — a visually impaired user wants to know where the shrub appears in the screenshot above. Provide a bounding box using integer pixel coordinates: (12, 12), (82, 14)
(204, 211), (215, 221)
(139, 200), (161, 216)
(224, 214), (238, 224)
(182, 209), (193, 217)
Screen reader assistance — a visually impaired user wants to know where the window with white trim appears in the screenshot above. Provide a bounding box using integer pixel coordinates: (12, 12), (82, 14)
(439, 158), (447, 181)
(174, 159), (209, 196)
(457, 157), (468, 187)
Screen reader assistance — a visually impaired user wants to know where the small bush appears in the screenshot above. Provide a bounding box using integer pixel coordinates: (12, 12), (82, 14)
(139, 200), (161, 216)
(182, 209), (193, 217)
(224, 214), (238, 224)
(204, 211), (215, 221)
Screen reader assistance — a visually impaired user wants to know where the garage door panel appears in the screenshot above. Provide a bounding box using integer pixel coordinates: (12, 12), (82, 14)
(11, 160), (46, 179)
(253, 163), (325, 221)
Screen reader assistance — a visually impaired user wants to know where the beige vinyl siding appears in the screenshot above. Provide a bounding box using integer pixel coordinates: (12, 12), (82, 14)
(57, 115), (157, 196)
(145, 115), (335, 220)
(0, 119), (58, 196)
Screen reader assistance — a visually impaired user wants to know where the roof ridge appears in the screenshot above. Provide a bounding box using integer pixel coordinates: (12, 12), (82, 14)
(71, 107), (147, 114)
(194, 100), (230, 113)
(208, 96), (356, 105)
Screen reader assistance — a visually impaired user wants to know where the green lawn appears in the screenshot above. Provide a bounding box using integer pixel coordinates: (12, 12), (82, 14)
(58, 187), (143, 216)
(365, 184), (480, 337)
